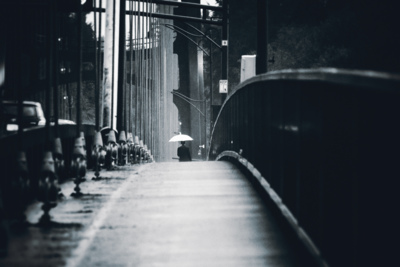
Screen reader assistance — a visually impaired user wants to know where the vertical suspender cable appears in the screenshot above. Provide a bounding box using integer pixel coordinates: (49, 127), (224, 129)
(146, 1), (151, 151)
(158, 7), (162, 161)
(140, 0), (144, 140)
(134, 1), (139, 137)
(16, 8), (23, 149)
(111, 0), (116, 130)
(158, 11), (161, 160)
(159, 11), (164, 160)
(147, 0), (150, 150)
(148, 0), (151, 148)
(151, 0), (156, 156)
(128, 0), (134, 134)
(209, 28), (212, 133)
(141, 2), (147, 143)
(117, 0), (126, 131)
(145, 0), (149, 146)
(138, 1), (142, 139)
(137, 0), (141, 139)
(98, 0), (104, 128)
(137, 0), (141, 138)
(140, 0), (144, 142)
(158, 15), (162, 160)
(126, 1), (133, 133)
(152, 5), (155, 158)
(94, 0), (100, 131)
(256, 0), (268, 74)
(64, 12), (73, 122)
(150, 1), (153, 152)
(53, 0), (60, 138)
(221, 0), (228, 102)
(76, 0), (83, 137)
(103, 0), (114, 128)
(135, 1), (140, 138)
(149, 0), (153, 153)
(123, 0), (127, 132)
(152, 0), (156, 155)
(124, 0), (128, 134)
(46, 2), (54, 144)
(156, 2), (158, 158)
(145, 0), (148, 143)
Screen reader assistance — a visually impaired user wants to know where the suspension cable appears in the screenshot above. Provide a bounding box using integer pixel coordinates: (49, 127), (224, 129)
(170, 92), (205, 117)
(76, 0), (83, 137)
(128, 0), (134, 134)
(98, 0), (104, 128)
(94, 0), (100, 130)
(162, 24), (209, 56)
(173, 91), (205, 102)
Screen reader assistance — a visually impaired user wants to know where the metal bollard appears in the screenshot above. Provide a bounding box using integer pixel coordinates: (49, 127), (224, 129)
(139, 140), (144, 164)
(133, 136), (140, 164)
(105, 130), (118, 170)
(7, 151), (31, 224)
(16, 151), (31, 204)
(91, 131), (105, 180)
(53, 138), (65, 183)
(126, 132), (134, 164)
(143, 145), (149, 163)
(117, 131), (127, 166)
(147, 149), (153, 163)
(37, 151), (59, 225)
(0, 187), (9, 257)
(70, 137), (87, 197)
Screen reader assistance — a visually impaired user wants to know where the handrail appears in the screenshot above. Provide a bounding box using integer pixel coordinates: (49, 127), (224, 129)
(224, 68), (400, 109)
(209, 68), (400, 267)
(210, 68), (400, 159)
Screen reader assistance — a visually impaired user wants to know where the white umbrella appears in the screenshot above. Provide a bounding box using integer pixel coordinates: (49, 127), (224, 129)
(169, 133), (193, 142)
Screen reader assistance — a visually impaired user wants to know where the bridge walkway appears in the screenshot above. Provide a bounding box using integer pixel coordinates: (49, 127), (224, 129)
(0, 161), (316, 267)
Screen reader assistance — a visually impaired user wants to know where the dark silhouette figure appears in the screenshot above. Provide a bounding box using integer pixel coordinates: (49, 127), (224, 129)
(177, 141), (192, 162)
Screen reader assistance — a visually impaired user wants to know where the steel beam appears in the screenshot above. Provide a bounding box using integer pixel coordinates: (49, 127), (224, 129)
(256, 0), (268, 74)
(92, 7), (222, 26)
(117, 0), (126, 132)
(221, 0), (228, 100)
(131, 0), (223, 12)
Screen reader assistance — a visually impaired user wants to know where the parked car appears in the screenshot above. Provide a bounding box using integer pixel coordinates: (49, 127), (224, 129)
(1, 100), (75, 134)
(2, 100), (46, 131)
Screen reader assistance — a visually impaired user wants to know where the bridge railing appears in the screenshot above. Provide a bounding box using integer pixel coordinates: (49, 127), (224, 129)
(0, 124), (92, 216)
(208, 68), (400, 267)
(0, 122), (152, 227)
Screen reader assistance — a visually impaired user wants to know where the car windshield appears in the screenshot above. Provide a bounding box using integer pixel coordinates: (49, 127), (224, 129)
(3, 104), (37, 117)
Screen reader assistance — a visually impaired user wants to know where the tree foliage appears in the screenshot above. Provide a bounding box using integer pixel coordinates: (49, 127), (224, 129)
(212, 0), (400, 89)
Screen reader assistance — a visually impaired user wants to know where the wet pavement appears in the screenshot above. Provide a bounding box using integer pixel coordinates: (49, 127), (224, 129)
(0, 164), (144, 267)
(0, 161), (308, 267)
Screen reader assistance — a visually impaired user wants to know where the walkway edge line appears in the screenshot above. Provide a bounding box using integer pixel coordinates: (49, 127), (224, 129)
(65, 163), (153, 267)
(216, 151), (329, 267)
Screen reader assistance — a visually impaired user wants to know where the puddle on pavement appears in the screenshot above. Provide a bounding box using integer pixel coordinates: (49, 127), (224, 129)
(30, 221), (83, 229)
(66, 209), (93, 214)
(77, 193), (105, 200)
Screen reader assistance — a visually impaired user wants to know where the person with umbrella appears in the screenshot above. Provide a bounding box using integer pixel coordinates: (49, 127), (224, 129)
(169, 133), (193, 162)
(177, 141), (192, 162)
